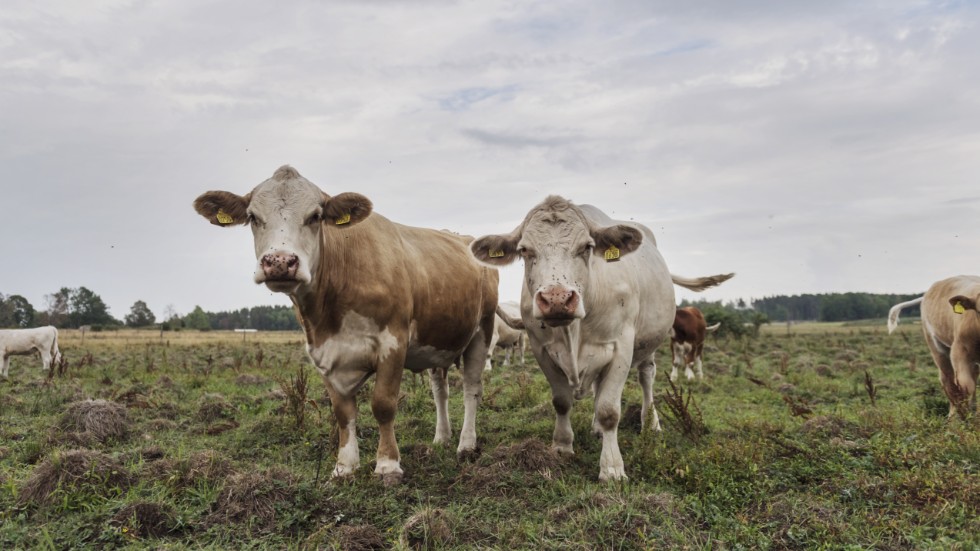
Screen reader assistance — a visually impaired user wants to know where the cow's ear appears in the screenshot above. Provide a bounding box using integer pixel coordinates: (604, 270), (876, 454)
(194, 191), (251, 226)
(591, 224), (643, 260)
(949, 295), (977, 314)
(471, 231), (521, 266)
(323, 192), (373, 227)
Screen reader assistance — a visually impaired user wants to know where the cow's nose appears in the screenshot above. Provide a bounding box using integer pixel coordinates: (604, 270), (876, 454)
(535, 285), (579, 317)
(261, 252), (299, 279)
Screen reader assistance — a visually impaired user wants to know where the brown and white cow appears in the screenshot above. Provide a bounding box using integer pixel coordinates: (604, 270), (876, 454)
(888, 275), (980, 418)
(485, 301), (526, 371)
(669, 307), (720, 381)
(472, 196), (732, 480)
(1, 326), (61, 378)
(194, 165), (498, 484)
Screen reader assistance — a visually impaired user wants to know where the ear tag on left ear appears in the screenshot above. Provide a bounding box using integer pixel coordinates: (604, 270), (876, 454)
(489, 249), (505, 258)
(953, 301), (966, 314)
(604, 245), (621, 262)
(335, 212), (351, 225)
(216, 209), (234, 225)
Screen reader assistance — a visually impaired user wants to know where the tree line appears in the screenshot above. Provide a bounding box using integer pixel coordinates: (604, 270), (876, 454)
(0, 288), (300, 331)
(749, 292), (921, 322)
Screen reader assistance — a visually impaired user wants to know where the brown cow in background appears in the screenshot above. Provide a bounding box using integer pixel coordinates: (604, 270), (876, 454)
(669, 307), (720, 381)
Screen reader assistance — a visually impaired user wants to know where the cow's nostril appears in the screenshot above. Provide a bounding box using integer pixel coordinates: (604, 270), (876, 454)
(287, 256), (298, 267)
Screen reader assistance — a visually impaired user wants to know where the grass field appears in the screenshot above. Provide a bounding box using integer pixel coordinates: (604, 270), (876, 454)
(1, 324), (977, 550)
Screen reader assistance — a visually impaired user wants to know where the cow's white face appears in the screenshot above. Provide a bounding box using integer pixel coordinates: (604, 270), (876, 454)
(471, 196), (642, 327)
(194, 165), (372, 294)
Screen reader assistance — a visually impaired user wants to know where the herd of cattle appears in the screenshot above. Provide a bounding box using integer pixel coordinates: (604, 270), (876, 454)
(2, 165), (976, 483)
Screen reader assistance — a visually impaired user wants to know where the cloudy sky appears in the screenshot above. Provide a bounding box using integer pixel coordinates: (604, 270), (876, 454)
(2, 0), (978, 321)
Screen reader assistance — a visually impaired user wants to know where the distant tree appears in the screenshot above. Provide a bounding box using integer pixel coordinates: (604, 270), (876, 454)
(161, 304), (182, 331)
(184, 305), (211, 331)
(125, 300), (156, 327)
(44, 288), (72, 327)
(69, 286), (117, 327)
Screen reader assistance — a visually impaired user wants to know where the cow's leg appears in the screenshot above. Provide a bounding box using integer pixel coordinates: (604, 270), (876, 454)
(694, 343), (705, 380)
(684, 344), (696, 380)
(502, 347), (511, 367)
(1, 354), (9, 378)
(372, 350), (408, 485)
(429, 366), (452, 444)
(637, 355), (661, 431)
(325, 383), (360, 478)
(459, 333), (489, 455)
(538, 353), (575, 454)
(595, 358), (631, 481)
(38, 348), (52, 371)
(669, 341), (682, 382)
(484, 331), (499, 372)
(950, 343), (978, 417)
(925, 339), (961, 418)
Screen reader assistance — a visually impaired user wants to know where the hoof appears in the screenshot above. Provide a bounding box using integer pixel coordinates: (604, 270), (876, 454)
(552, 444), (574, 456)
(380, 471), (403, 486)
(598, 469), (628, 482)
(457, 447), (481, 463)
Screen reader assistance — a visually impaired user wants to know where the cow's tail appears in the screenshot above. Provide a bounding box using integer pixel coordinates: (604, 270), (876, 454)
(50, 327), (61, 367)
(887, 296), (924, 334)
(671, 272), (735, 292)
(496, 304), (525, 330)
(706, 322), (721, 333)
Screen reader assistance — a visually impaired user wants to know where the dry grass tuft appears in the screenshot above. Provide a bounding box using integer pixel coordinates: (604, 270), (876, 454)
(146, 449), (236, 488)
(334, 524), (388, 551)
(488, 438), (563, 473)
(18, 449), (130, 506)
(58, 399), (130, 445)
(799, 415), (854, 438)
(196, 393), (235, 423)
(206, 466), (297, 532)
(109, 501), (180, 538)
(400, 507), (453, 550)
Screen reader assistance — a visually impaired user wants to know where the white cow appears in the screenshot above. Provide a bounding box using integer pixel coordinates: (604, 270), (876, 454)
(485, 301), (526, 371)
(1, 326), (61, 378)
(472, 196), (733, 481)
(888, 275), (980, 418)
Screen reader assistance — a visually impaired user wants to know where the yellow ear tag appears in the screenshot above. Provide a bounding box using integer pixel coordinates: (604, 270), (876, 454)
(604, 245), (621, 262)
(335, 212), (351, 225)
(953, 301), (966, 314)
(216, 209), (234, 225)
(488, 249), (505, 258)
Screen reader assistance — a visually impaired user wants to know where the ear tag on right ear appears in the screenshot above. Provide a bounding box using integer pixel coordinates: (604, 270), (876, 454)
(335, 212), (351, 225)
(604, 245), (621, 262)
(953, 301), (966, 314)
(489, 249), (505, 258)
(216, 209), (234, 225)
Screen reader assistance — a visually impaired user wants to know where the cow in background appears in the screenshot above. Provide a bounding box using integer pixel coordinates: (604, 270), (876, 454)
(1, 326), (61, 378)
(194, 165), (498, 484)
(485, 301), (526, 371)
(888, 275), (980, 418)
(669, 307), (720, 381)
(472, 195), (733, 481)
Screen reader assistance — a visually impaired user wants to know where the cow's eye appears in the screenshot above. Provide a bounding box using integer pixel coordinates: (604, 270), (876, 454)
(518, 246), (535, 259)
(305, 212), (321, 226)
(578, 244), (594, 257)
(248, 213), (264, 226)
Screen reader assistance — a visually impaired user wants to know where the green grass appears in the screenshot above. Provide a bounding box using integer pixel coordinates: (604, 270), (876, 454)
(0, 326), (977, 549)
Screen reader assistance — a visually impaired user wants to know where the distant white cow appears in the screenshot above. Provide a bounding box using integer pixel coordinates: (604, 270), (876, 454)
(1, 326), (61, 378)
(485, 301), (526, 371)
(888, 275), (980, 418)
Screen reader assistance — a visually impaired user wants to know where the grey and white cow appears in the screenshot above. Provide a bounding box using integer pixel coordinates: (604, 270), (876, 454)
(485, 301), (526, 371)
(472, 196), (732, 481)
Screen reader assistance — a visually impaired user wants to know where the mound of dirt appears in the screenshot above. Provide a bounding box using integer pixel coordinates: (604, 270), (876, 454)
(58, 399), (130, 445)
(334, 524), (388, 551)
(146, 449), (236, 488)
(488, 438), (563, 472)
(109, 501), (179, 538)
(206, 466), (297, 532)
(18, 449), (131, 506)
(196, 393), (235, 423)
(453, 438), (564, 496)
(400, 507), (453, 550)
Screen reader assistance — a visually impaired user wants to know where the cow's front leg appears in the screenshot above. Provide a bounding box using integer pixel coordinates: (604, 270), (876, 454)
(325, 383), (360, 478)
(637, 355), (661, 431)
(1, 355), (10, 378)
(373, 349), (407, 485)
(459, 334), (489, 456)
(429, 366), (452, 444)
(595, 359), (631, 481)
(538, 352), (575, 454)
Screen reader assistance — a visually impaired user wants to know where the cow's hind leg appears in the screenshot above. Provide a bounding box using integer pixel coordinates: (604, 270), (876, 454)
(429, 366), (452, 444)
(1, 354), (9, 378)
(373, 349), (408, 485)
(637, 355), (661, 431)
(458, 332), (489, 457)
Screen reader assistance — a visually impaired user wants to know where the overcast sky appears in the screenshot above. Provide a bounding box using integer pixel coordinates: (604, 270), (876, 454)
(2, 0), (978, 321)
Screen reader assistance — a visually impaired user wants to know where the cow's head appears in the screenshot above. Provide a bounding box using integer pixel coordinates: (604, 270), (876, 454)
(471, 195), (642, 326)
(193, 165), (372, 294)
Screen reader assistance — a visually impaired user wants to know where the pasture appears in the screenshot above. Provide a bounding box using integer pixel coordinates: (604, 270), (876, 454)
(0, 325), (977, 550)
